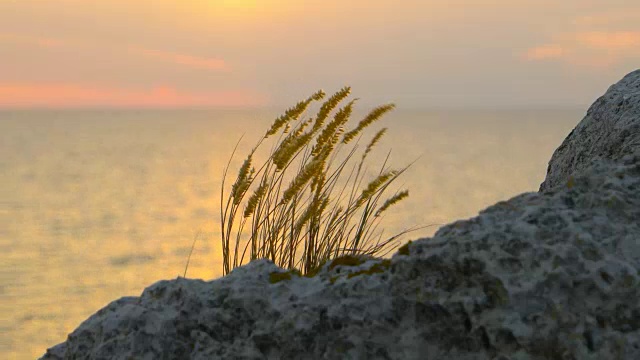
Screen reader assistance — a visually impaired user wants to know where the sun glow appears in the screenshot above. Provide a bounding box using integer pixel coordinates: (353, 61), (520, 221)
(136, 0), (300, 28)
(217, 0), (259, 10)
(195, 0), (261, 14)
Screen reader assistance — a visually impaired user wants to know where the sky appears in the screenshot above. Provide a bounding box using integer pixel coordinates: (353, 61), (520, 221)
(1, 0), (639, 109)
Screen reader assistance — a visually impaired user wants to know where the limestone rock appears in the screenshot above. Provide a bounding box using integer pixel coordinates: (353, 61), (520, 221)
(41, 72), (640, 360)
(539, 69), (640, 192)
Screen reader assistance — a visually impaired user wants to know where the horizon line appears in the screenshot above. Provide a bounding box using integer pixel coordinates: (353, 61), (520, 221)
(0, 104), (590, 112)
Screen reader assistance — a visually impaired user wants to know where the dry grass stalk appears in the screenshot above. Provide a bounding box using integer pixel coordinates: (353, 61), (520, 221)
(219, 87), (419, 276)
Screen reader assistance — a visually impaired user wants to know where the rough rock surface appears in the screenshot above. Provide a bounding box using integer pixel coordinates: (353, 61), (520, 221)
(41, 71), (640, 360)
(539, 69), (640, 192)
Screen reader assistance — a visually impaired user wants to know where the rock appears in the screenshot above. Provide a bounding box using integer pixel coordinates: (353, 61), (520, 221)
(539, 69), (640, 192)
(41, 72), (640, 360)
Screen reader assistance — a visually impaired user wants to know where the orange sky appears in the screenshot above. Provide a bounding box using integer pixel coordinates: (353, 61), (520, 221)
(0, 83), (267, 108)
(1, 0), (639, 109)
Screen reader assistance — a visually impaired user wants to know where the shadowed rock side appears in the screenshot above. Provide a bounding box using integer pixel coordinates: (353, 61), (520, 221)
(539, 69), (640, 192)
(41, 71), (640, 360)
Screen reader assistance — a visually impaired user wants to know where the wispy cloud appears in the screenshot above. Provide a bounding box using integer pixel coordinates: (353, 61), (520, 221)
(575, 31), (640, 49)
(522, 44), (565, 61)
(571, 11), (640, 27)
(131, 47), (229, 71)
(1, 32), (229, 71)
(0, 33), (66, 48)
(0, 83), (268, 108)
(521, 30), (640, 68)
(0, 33), (238, 107)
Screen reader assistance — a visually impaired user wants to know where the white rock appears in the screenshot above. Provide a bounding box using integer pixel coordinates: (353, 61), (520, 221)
(539, 69), (640, 192)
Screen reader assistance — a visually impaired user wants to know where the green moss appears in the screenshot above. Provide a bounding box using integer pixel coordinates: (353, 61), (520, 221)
(269, 270), (301, 284)
(286, 255), (394, 284)
(581, 246), (602, 262)
(303, 254), (385, 280)
(550, 303), (569, 322)
(567, 332), (583, 341)
(483, 277), (509, 306)
(328, 254), (367, 270)
(397, 240), (412, 256)
(622, 274), (635, 288)
(606, 195), (625, 210)
(347, 259), (391, 279)
(290, 268), (302, 277)
(614, 338), (627, 355)
(304, 259), (329, 278)
(149, 287), (165, 300)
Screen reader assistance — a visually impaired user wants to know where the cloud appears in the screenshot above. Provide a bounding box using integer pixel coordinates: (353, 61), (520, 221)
(0, 83), (268, 108)
(571, 11), (640, 27)
(0, 33), (65, 48)
(521, 31), (640, 68)
(522, 44), (565, 60)
(575, 31), (640, 49)
(132, 47), (229, 71)
(2, 32), (229, 72)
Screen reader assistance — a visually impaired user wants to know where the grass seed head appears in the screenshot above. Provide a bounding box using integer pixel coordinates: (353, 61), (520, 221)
(375, 190), (409, 217)
(281, 159), (323, 204)
(272, 131), (314, 171)
(356, 170), (398, 208)
(265, 90), (325, 138)
(313, 87), (351, 132)
(244, 182), (269, 218)
(312, 99), (355, 156)
(363, 128), (387, 157)
(343, 104), (395, 144)
(231, 154), (254, 204)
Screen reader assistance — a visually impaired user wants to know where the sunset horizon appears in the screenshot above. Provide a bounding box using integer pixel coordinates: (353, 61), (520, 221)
(2, 1), (639, 110)
(3, 2), (640, 359)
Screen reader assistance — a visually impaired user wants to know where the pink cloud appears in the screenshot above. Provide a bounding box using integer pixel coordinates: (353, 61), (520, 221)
(521, 31), (640, 68)
(132, 47), (229, 71)
(572, 12), (640, 27)
(0, 83), (268, 108)
(575, 31), (640, 50)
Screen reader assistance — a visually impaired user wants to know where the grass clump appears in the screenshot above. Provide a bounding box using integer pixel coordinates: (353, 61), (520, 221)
(220, 86), (421, 277)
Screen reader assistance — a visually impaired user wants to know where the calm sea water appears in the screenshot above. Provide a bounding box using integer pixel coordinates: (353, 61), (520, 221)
(0, 108), (581, 359)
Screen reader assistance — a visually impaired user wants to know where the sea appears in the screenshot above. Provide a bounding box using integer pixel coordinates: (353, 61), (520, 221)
(0, 107), (582, 359)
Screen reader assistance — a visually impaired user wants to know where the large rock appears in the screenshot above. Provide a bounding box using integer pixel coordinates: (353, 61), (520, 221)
(539, 69), (640, 192)
(42, 73), (640, 360)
